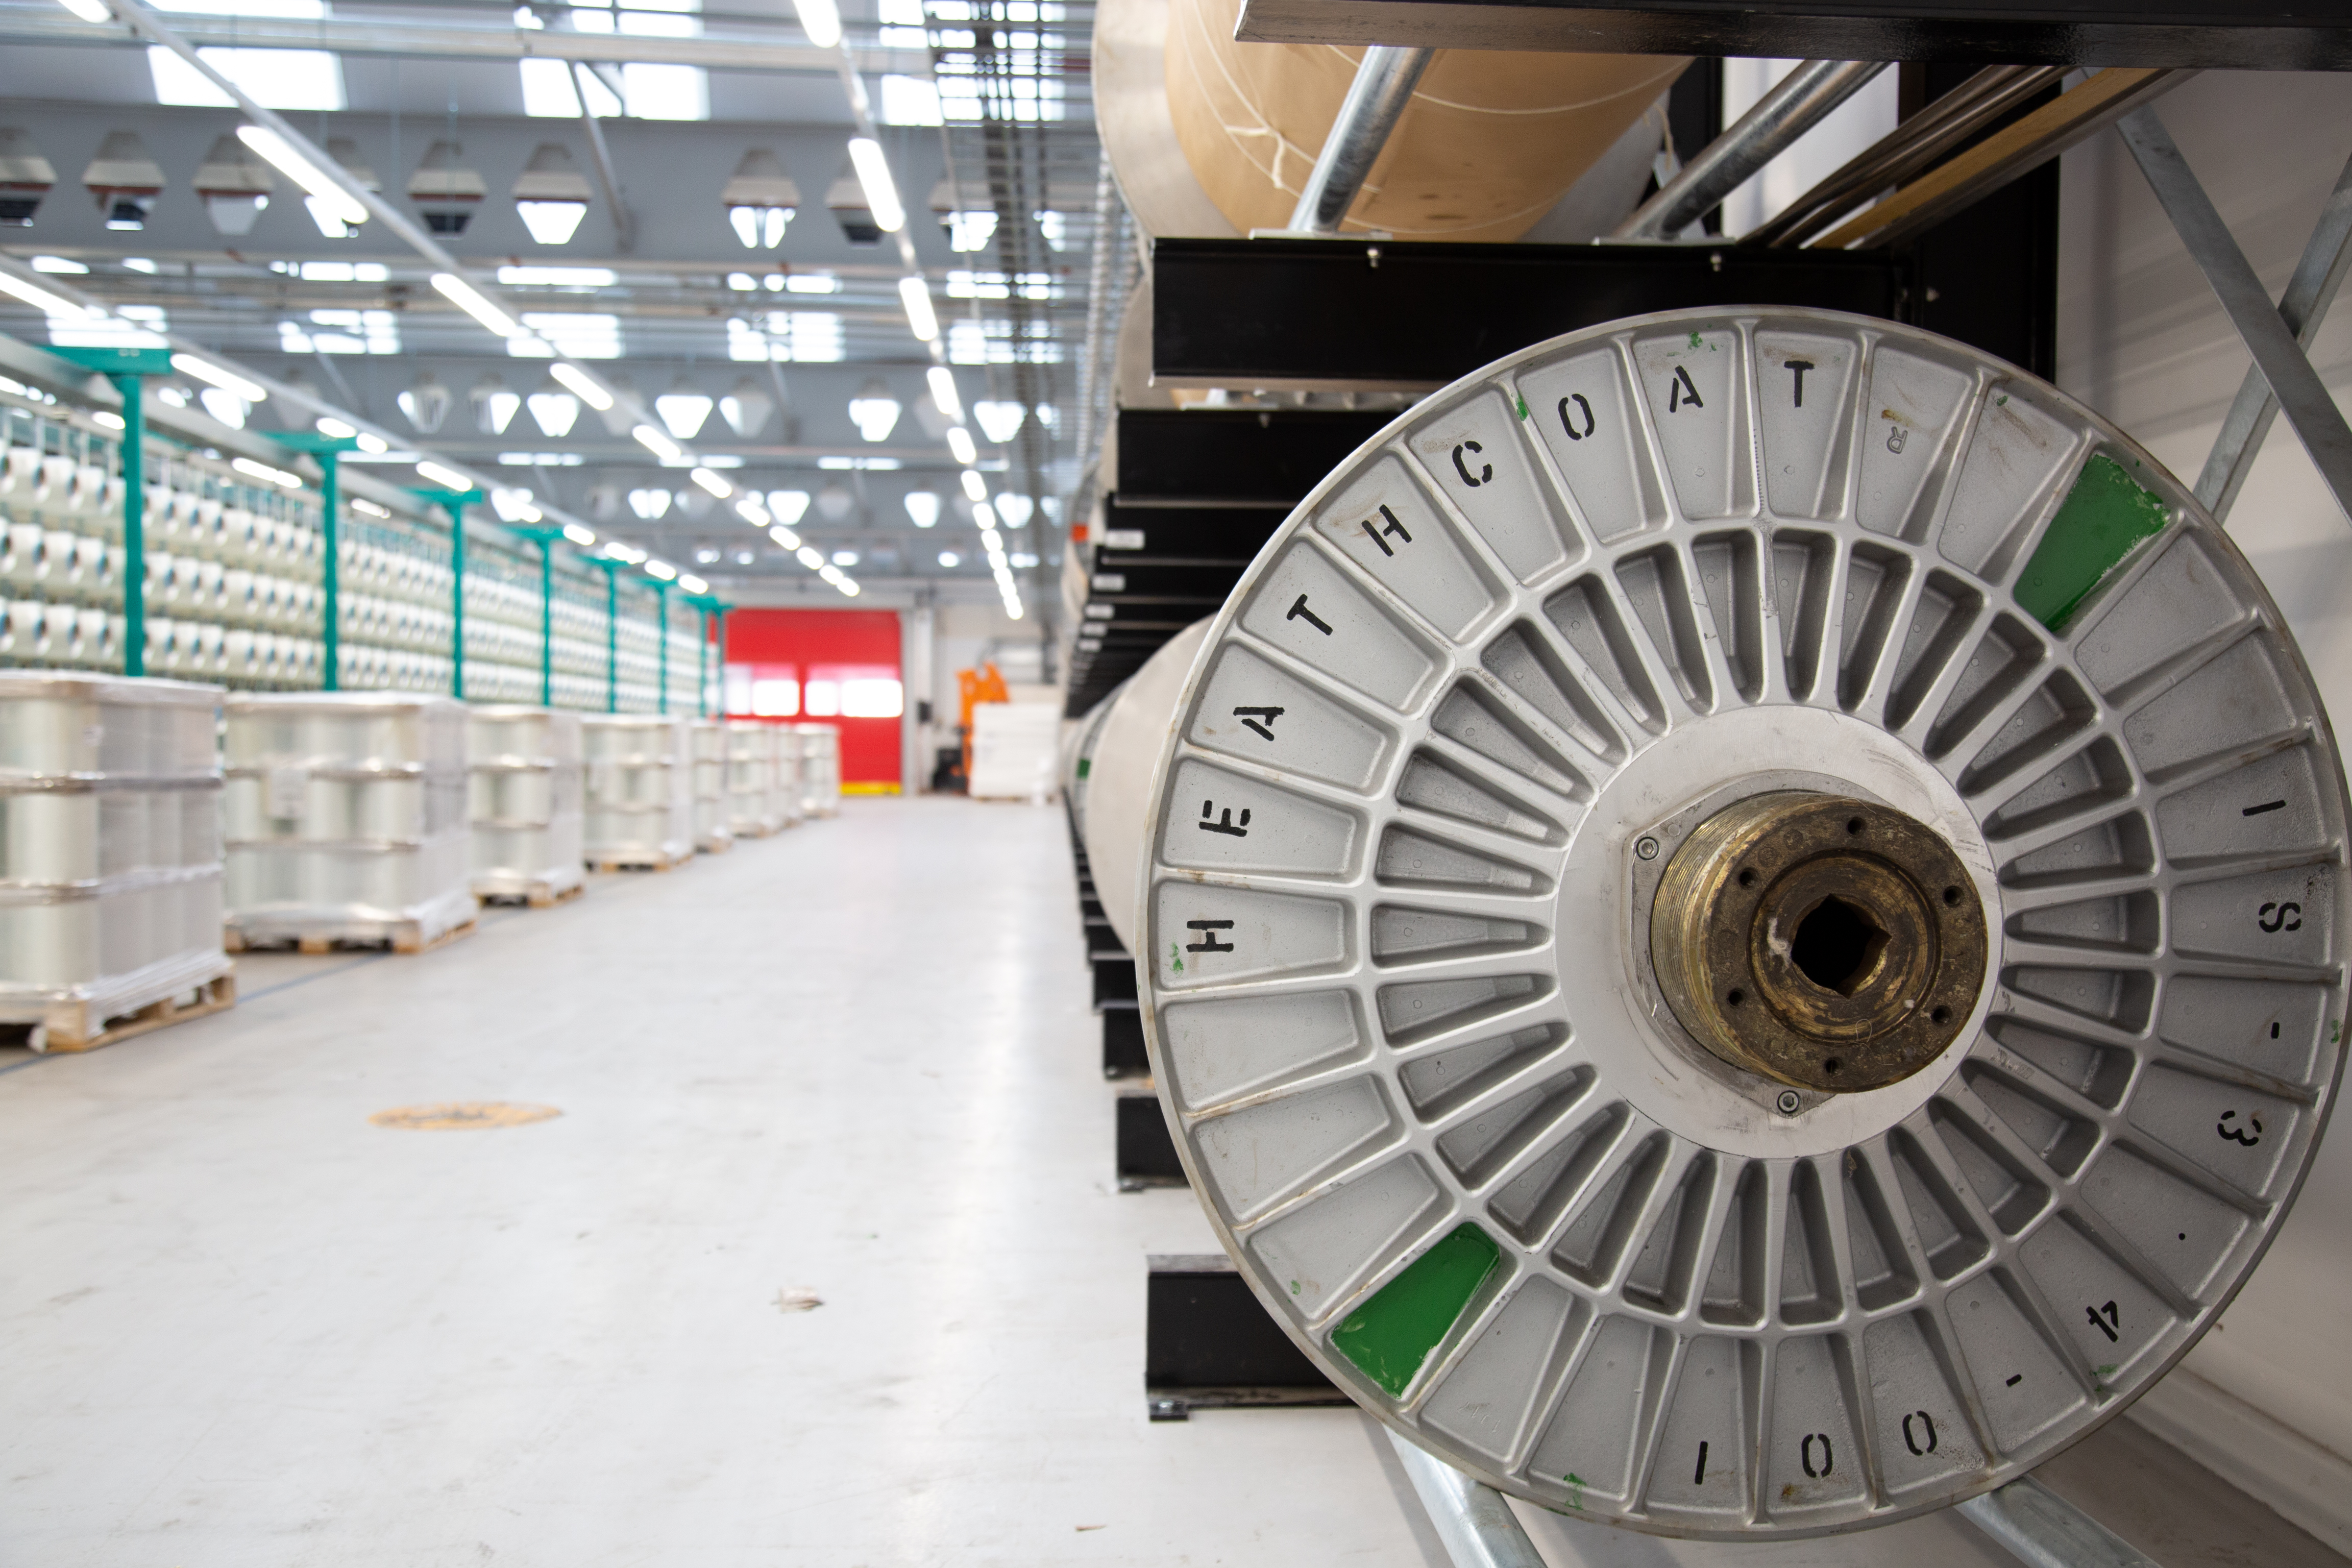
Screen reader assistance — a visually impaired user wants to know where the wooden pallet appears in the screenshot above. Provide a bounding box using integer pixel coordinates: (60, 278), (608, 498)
(586, 849), (693, 873)
(13, 971), (237, 1055)
(476, 879), (585, 911)
(227, 915), (478, 957)
(696, 836), (737, 854)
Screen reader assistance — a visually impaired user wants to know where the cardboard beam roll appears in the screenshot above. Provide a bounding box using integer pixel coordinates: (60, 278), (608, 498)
(1117, 0), (1686, 241)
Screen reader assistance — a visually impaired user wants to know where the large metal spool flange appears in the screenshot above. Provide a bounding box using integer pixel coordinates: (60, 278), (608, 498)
(1130, 307), (2350, 1538)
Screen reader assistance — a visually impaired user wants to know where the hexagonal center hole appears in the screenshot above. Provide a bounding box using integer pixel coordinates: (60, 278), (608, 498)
(1791, 895), (1887, 997)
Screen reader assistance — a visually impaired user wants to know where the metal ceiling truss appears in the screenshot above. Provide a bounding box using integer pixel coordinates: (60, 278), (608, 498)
(0, 1), (929, 72)
(926, 0), (1100, 647)
(0, 102), (959, 270)
(0, 0), (1109, 607)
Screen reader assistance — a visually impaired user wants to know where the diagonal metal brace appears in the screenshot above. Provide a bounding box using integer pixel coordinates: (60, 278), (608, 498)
(2117, 107), (2352, 524)
(2192, 150), (2352, 522)
(1956, 1473), (2162, 1568)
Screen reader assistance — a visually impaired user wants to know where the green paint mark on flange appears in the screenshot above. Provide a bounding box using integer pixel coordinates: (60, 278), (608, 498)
(1515, 394), (1530, 420)
(1329, 1223), (1500, 1396)
(2013, 453), (2172, 630)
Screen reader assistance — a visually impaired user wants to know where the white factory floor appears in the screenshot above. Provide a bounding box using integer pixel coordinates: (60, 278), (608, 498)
(0, 798), (2339, 1568)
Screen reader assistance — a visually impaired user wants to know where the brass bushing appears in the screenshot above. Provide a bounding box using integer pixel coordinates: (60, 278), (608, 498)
(1649, 792), (1987, 1092)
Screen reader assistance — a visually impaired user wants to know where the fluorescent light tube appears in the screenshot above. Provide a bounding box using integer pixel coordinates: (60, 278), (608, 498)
(430, 271), (521, 338)
(847, 138), (904, 233)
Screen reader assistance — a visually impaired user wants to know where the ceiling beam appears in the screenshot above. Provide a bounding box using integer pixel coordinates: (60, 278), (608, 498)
(0, 8), (925, 72)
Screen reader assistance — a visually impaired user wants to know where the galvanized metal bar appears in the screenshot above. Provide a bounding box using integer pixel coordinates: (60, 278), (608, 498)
(1812, 66), (2179, 250)
(570, 65), (638, 255)
(2117, 106), (2352, 523)
(1288, 45), (1436, 234)
(1745, 64), (2065, 249)
(1956, 1474), (2161, 1568)
(110, 0), (464, 273)
(1385, 1431), (1547, 1568)
(1614, 60), (1888, 240)
(2195, 147), (2352, 521)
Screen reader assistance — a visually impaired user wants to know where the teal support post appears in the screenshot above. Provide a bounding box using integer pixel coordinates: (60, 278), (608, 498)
(267, 430), (359, 689)
(118, 374), (144, 676)
(53, 347), (172, 676)
(509, 524), (570, 708)
(713, 604), (730, 712)
(652, 579), (672, 714)
(583, 558), (621, 712)
(541, 541), (553, 704)
(685, 593), (728, 718)
(408, 486), (485, 701)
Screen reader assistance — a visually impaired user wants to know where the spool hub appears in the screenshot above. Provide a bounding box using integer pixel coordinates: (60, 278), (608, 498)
(1133, 308), (2349, 1538)
(1650, 791), (1987, 1093)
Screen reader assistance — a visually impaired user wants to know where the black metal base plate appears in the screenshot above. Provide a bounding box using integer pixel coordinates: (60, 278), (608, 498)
(1146, 1254), (1345, 1420)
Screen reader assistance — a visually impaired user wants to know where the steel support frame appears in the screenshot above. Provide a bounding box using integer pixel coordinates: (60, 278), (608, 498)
(1230, 0), (2352, 71)
(2170, 146), (2352, 522)
(1389, 1440), (2157, 1568)
(569, 65), (639, 255)
(2116, 108), (2352, 523)
(1150, 238), (1902, 389)
(1616, 60), (1888, 240)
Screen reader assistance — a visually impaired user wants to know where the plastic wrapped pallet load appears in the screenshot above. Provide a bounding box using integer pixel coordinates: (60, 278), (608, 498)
(771, 724), (806, 828)
(0, 671), (235, 1051)
(968, 701), (1063, 800)
(690, 718), (733, 853)
(467, 705), (583, 908)
(581, 714), (693, 870)
(222, 692), (474, 952)
(793, 722), (840, 817)
(724, 721), (785, 837)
